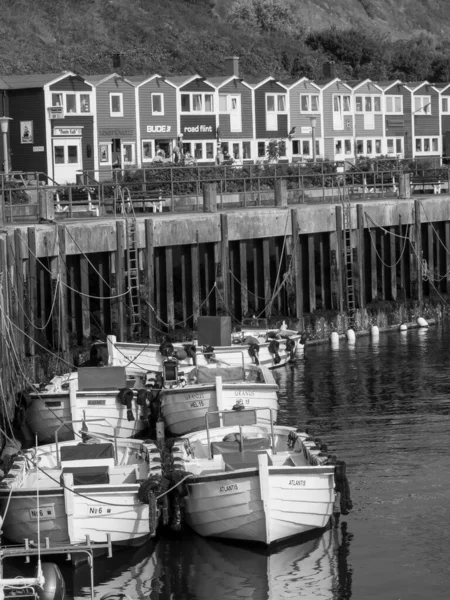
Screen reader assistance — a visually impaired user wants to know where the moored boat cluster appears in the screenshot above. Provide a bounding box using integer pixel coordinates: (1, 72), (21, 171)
(0, 317), (352, 549)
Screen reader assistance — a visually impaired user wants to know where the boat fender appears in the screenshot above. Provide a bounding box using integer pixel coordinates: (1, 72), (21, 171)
(183, 344), (197, 361)
(268, 339), (281, 364)
(137, 389), (151, 407)
(174, 348), (187, 361)
(285, 338), (297, 361)
(300, 331), (308, 346)
(36, 562), (66, 600)
(203, 345), (214, 362)
(334, 460), (353, 516)
(247, 343), (260, 365)
(159, 341), (175, 358)
(118, 388), (135, 421)
(138, 474), (171, 535)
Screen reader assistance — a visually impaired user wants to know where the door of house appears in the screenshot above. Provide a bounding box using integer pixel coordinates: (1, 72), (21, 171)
(52, 138), (82, 183)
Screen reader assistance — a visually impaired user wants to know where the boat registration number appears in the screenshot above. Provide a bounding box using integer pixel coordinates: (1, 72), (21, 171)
(88, 506), (112, 515)
(288, 479), (306, 487)
(219, 483), (238, 493)
(29, 505), (55, 520)
(234, 398), (250, 406)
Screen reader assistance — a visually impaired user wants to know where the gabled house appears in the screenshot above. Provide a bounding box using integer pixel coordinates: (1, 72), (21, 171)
(436, 83), (450, 159)
(286, 77), (322, 162)
(406, 81), (441, 159)
(247, 76), (289, 161)
(207, 57), (254, 163)
(377, 80), (410, 158)
(86, 73), (137, 176)
(129, 74), (178, 165)
(0, 71), (95, 183)
(313, 77), (354, 162)
(167, 74), (218, 163)
(345, 79), (384, 158)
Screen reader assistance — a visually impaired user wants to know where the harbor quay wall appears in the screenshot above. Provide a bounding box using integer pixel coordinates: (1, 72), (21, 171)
(0, 195), (449, 407)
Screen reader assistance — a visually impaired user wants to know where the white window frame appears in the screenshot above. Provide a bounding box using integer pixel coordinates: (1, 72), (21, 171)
(291, 138), (321, 160)
(121, 142), (135, 165)
(386, 137), (404, 156)
(355, 138), (383, 156)
(266, 93), (287, 113)
(414, 95), (431, 115)
(385, 95), (403, 114)
(182, 141), (215, 162)
(180, 92), (214, 114)
(300, 94), (320, 114)
(142, 139), (154, 163)
(414, 136), (439, 155)
(334, 138), (353, 158)
(332, 94), (352, 114)
(355, 95), (382, 113)
(50, 92), (93, 114)
(110, 93), (123, 117)
(99, 143), (112, 165)
(441, 97), (450, 114)
(151, 93), (164, 116)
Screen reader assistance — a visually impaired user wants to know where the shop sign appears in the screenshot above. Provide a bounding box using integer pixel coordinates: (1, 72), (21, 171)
(99, 129), (135, 136)
(300, 126), (312, 134)
(183, 124), (213, 134)
(33, 146), (45, 152)
(146, 125), (172, 133)
(53, 127), (83, 136)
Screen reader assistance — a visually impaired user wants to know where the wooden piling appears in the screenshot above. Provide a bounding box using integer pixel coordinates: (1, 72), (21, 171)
(191, 243), (200, 329)
(308, 234), (316, 313)
(262, 238), (271, 318)
(239, 240), (248, 318)
(26, 227), (37, 360)
(144, 218), (155, 338)
(114, 220), (125, 341)
(291, 208), (303, 319)
(79, 255), (91, 340)
(414, 199), (423, 304)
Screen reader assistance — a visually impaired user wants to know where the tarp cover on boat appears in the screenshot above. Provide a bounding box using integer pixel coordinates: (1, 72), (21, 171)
(191, 366), (246, 384)
(78, 366), (127, 391)
(60, 443), (114, 462)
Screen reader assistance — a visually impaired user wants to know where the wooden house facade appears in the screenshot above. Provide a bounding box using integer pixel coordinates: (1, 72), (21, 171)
(287, 78), (322, 162)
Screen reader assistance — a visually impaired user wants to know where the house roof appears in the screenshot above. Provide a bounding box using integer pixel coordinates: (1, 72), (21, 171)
(0, 72), (71, 89)
(85, 73), (135, 86)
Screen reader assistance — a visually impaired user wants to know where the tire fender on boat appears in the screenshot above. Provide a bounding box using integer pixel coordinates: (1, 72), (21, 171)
(118, 387), (135, 421)
(268, 339), (281, 364)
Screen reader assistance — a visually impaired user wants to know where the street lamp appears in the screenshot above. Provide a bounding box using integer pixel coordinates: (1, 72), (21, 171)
(0, 116), (12, 175)
(310, 116), (317, 163)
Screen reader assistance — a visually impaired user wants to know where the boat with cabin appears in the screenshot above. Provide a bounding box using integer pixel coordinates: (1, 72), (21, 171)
(0, 435), (163, 546)
(169, 407), (352, 545)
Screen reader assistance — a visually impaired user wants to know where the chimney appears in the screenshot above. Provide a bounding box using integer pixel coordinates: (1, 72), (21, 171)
(225, 56), (240, 78)
(323, 61), (336, 79)
(112, 53), (125, 75)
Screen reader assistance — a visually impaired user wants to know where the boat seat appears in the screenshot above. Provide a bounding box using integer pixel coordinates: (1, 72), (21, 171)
(211, 437), (271, 456)
(62, 465), (109, 485)
(223, 450), (272, 471)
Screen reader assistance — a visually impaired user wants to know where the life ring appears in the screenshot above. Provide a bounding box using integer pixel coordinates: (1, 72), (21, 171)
(118, 387), (135, 421)
(268, 339), (281, 364)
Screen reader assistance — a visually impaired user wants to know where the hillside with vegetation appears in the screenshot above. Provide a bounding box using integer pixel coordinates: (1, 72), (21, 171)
(1, 0), (450, 82)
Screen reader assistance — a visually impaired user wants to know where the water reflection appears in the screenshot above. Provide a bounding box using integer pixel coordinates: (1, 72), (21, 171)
(69, 523), (353, 600)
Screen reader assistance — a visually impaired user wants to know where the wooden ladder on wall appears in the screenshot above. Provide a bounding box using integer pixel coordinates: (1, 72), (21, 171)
(121, 187), (141, 340)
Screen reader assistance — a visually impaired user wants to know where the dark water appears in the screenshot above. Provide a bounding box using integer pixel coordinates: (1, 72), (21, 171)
(14, 323), (450, 599)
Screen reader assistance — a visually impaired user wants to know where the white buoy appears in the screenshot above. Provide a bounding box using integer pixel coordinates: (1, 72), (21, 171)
(371, 325), (379, 336)
(399, 323), (408, 332)
(417, 317), (428, 328)
(330, 331), (339, 344)
(346, 329), (356, 342)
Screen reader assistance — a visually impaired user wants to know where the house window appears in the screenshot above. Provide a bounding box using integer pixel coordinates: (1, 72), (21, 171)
(258, 141), (266, 157)
(355, 95), (382, 113)
(182, 142), (192, 155)
(355, 138), (383, 156)
(219, 94), (227, 111)
(99, 143), (110, 163)
(300, 94), (319, 113)
(80, 94), (90, 112)
(66, 94), (77, 113)
(194, 142), (203, 159)
(181, 92), (214, 113)
(122, 142), (135, 164)
(415, 137), (439, 154)
(387, 137), (404, 155)
(266, 93), (287, 131)
(206, 143), (214, 159)
(110, 93), (123, 116)
(333, 95), (351, 113)
(334, 138), (353, 157)
(232, 143), (240, 159)
(442, 97), (450, 114)
(52, 93), (63, 107)
(243, 142), (251, 159)
(151, 93), (164, 115)
(385, 95), (403, 114)
(142, 140), (153, 162)
(414, 96), (431, 115)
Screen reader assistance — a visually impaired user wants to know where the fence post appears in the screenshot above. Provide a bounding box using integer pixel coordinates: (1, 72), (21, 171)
(274, 179), (287, 207)
(203, 182), (217, 212)
(399, 172), (411, 199)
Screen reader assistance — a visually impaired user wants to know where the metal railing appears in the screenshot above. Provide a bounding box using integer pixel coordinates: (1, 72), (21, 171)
(1, 161), (449, 224)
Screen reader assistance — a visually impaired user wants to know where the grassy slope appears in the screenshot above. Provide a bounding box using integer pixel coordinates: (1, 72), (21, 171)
(0, 0), (450, 78)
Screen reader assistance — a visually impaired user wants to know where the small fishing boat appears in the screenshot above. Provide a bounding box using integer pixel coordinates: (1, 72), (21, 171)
(24, 366), (150, 443)
(169, 407), (352, 545)
(157, 360), (280, 436)
(0, 436), (163, 546)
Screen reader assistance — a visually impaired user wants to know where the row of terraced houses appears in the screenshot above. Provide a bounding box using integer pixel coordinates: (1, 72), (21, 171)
(2, 58), (450, 183)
